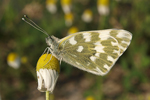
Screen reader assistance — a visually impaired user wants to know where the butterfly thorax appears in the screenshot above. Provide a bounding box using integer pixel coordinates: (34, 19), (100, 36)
(46, 36), (62, 60)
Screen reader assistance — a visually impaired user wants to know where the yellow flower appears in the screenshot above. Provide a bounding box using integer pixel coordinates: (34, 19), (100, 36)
(61, 0), (71, 14)
(98, 0), (109, 5)
(86, 96), (95, 100)
(61, 0), (71, 5)
(65, 12), (73, 26)
(67, 26), (78, 35)
(46, 0), (57, 4)
(21, 56), (28, 64)
(86, 96), (94, 100)
(36, 54), (60, 93)
(7, 52), (20, 69)
(97, 0), (109, 15)
(82, 9), (93, 23)
(46, 0), (57, 14)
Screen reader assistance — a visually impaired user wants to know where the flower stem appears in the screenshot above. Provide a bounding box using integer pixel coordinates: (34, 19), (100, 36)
(26, 62), (36, 79)
(50, 94), (54, 100)
(46, 91), (50, 100)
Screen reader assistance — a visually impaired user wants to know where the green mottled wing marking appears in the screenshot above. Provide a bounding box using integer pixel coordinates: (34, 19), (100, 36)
(109, 30), (132, 55)
(58, 31), (120, 75)
(57, 29), (132, 75)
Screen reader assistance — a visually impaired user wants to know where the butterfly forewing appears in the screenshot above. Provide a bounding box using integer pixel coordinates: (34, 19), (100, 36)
(57, 29), (132, 75)
(95, 29), (132, 55)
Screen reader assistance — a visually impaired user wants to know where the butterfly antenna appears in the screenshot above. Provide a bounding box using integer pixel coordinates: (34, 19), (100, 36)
(22, 15), (49, 37)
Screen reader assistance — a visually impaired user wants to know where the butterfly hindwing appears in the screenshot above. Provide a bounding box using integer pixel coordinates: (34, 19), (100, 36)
(56, 29), (132, 75)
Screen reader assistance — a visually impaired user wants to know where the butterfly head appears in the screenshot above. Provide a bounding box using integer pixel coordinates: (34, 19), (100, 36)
(45, 35), (61, 60)
(46, 36), (54, 48)
(46, 35), (59, 50)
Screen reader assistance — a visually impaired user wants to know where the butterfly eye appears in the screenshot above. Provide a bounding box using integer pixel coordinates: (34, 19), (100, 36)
(49, 36), (53, 41)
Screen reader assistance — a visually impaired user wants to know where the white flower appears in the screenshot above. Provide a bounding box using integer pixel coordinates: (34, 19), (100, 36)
(62, 5), (71, 14)
(46, 4), (57, 14)
(65, 12), (73, 27)
(97, 0), (109, 15)
(61, 0), (71, 14)
(37, 69), (59, 92)
(46, 0), (57, 14)
(7, 52), (21, 69)
(36, 54), (60, 93)
(82, 9), (93, 23)
(98, 5), (109, 15)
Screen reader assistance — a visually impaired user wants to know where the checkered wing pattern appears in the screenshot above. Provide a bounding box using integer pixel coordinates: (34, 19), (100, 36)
(57, 29), (132, 75)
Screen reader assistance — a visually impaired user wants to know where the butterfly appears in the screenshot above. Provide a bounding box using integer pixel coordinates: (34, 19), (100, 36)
(22, 15), (132, 76)
(46, 29), (132, 75)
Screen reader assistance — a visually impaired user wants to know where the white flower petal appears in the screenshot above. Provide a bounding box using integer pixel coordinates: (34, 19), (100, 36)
(62, 5), (71, 14)
(46, 4), (57, 14)
(8, 57), (21, 69)
(37, 69), (59, 93)
(42, 69), (48, 88)
(46, 69), (52, 90)
(49, 70), (54, 87)
(37, 71), (43, 90)
(51, 70), (59, 92)
(38, 69), (47, 92)
(52, 69), (57, 78)
(98, 5), (109, 15)
(82, 14), (92, 23)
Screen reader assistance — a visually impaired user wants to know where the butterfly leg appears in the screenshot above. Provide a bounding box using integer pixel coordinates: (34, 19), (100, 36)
(42, 47), (51, 55)
(59, 58), (62, 65)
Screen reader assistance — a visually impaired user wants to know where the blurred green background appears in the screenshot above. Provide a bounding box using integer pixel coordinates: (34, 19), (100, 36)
(0, 0), (150, 100)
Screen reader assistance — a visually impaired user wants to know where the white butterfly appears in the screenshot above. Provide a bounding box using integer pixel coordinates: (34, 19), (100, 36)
(22, 15), (132, 76)
(46, 29), (132, 75)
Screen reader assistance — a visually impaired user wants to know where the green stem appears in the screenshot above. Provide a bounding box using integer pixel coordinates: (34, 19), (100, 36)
(26, 62), (36, 79)
(46, 91), (50, 100)
(50, 93), (54, 100)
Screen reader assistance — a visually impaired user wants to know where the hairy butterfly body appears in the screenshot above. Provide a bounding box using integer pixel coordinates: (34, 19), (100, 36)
(46, 29), (132, 75)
